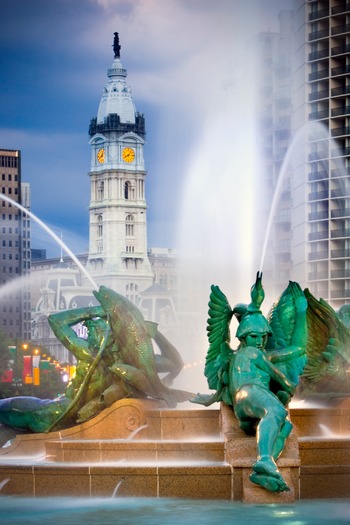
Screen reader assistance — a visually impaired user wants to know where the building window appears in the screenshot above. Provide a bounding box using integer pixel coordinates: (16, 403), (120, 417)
(124, 181), (135, 200)
(97, 181), (104, 200)
(97, 214), (103, 237)
(126, 214), (134, 236)
(124, 181), (130, 199)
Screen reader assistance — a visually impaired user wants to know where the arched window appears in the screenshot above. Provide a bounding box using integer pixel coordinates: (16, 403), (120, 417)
(124, 181), (135, 200)
(97, 181), (104, 200)
(126, 214), (134, 236)
(97, 215), (103, 237)
(124, 181), (130, 199)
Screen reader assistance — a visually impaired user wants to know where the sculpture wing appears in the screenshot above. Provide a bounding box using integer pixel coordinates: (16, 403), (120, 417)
(204, 285), (234, 404)
(300, 289), (350, 395)
(266, 281), (299, 349)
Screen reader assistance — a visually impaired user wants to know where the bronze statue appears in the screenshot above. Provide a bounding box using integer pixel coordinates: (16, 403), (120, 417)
(0, 286), (191, 434)
(113, 32), (121, 58)
(192, 273), (308, 493)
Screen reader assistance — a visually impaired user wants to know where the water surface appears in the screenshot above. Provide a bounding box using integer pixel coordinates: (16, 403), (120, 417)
(0, 497), (349, 525)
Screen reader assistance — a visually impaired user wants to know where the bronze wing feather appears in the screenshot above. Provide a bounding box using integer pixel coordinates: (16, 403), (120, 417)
(300, 289), (350, 396)
(204, 285), (234, 405)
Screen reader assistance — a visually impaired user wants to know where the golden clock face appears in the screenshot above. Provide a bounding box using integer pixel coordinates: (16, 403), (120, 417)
(122, 147), (135, 163)
(97, 148), (105, 163)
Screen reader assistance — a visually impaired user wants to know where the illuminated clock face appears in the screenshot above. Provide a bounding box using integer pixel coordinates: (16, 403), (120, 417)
(122, 147), (135, 163)
(97, 148), (105, 163)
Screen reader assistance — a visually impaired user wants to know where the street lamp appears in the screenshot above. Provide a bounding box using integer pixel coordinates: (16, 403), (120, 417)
(32, 348), (40, 386)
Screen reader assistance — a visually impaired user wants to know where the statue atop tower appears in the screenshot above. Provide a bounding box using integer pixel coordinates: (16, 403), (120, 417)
(113, 32), (121, 58)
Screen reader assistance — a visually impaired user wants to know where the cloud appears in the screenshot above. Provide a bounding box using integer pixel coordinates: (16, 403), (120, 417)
(0, 0), (292, 254)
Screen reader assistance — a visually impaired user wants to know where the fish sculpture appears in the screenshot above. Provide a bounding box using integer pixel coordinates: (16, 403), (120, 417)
(0, 286), (191, 436)
(94, 286), (192, 407)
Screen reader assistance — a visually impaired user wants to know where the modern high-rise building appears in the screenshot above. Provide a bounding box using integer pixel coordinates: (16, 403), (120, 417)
(257, 1), (350, 310)
(290, 0), (350, 308)
(0, 149), (31, 340)
(86, 33), (154, 299)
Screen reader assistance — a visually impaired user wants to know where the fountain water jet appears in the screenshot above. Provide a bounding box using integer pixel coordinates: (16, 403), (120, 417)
(259, 121), (347, 281)
(111, 479), (123, 498)
(0, 195), (98, 290)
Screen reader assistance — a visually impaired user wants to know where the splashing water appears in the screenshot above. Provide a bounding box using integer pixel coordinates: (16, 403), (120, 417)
(0, 478), (10, 492)
(127, 424), (148, 440)
(0, 195), (98, 290)
(258, 121), (347, 274)
(111, 479), (123, 498)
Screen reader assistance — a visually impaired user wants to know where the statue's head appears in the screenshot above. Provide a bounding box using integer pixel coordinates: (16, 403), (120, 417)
(236, 312), (271, 349)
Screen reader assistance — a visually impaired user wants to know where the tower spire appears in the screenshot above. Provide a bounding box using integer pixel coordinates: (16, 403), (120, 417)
(113, 32), (121, 58)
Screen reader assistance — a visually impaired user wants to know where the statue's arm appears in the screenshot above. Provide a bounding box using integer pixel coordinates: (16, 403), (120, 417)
(260, 352), (294, 394)
(48, 306), (106, 361)
(267, 345), (305, 363)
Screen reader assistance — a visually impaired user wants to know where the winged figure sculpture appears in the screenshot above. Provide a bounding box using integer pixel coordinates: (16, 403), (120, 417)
(192, 273), (308, 493)
(192, 272), (350, 493)
(193, 273), (308, 408)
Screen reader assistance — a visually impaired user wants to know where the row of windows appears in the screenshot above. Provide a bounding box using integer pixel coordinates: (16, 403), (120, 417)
(96, 214), (135, 237)
(2, 253), (19, 260)
(1, 213), (19, 221)
(96, 181), (136, 200)
(2, 240), (18, 247)
(2, 227), (20, 234)
(0, 155), (18, 168)
(2, 305), (19, 312)
(2, 261), (30, 271)
(2, 267), (19, 273)
(1, 319), (19, 326)
(2, 173), (18, 181)
(126, 283), (139, 292)
(1, 187), (18, 195)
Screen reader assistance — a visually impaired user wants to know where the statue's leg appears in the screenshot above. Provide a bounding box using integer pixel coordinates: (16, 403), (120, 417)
(272, 418), (293, 461)
(235, 386), (288, 483)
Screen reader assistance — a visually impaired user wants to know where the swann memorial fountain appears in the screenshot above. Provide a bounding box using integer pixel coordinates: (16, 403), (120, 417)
(1, 33), (350, 524)
(0, 267), (349, 507)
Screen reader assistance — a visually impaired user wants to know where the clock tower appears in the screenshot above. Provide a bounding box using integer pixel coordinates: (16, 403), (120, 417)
(87, 33), (153, 301)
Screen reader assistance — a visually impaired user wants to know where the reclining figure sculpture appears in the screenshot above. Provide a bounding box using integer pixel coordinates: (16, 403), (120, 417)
(0, 286), (192, 434)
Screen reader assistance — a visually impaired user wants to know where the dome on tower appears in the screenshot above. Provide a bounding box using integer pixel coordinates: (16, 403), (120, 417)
(96, 56), (136, 125)
(89, 33), (145, 139)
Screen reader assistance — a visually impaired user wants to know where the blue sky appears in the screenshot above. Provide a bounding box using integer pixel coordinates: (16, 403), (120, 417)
(0, 0), (291, 257)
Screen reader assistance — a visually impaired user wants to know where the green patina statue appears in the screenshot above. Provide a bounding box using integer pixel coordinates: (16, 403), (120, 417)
(0, 286), (192, 434)
(192, 273), (308, 493)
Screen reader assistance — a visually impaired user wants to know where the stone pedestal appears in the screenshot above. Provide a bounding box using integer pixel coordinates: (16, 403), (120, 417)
(220, 402), (300, 503)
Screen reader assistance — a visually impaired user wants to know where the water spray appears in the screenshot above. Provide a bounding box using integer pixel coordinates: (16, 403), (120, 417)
(0, 195), (98, 290)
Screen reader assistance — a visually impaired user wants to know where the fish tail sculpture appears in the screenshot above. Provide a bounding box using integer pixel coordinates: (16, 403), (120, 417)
(93, 286), (193, 407)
